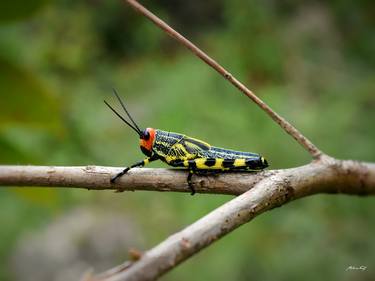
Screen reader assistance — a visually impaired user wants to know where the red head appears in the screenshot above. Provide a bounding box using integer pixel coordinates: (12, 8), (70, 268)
(140, 128), (156, 156)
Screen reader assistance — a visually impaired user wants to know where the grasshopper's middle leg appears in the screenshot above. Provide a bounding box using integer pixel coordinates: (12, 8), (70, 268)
(111, 155), (158, 183)
(187, 168), (225, 195)
(187, 169), (196, 196)
(169, 159), (197, 195)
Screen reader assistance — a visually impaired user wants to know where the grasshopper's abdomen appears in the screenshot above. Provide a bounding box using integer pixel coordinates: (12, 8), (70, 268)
(181, 155), (267, 171)
(168, 147), (267, 171)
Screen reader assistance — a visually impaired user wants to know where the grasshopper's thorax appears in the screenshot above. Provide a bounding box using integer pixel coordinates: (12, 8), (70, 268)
(152, 130), (185, 159)
(139, 128), (156, 156)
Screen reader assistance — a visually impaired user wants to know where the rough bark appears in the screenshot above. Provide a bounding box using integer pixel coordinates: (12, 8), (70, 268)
(88, 157), (375, 281)
(1, 159), (374, 196)
(1, 158), (375, 281)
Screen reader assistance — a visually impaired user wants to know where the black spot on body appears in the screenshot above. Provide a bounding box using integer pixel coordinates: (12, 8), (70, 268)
(169, 160), (185, 167)
(246, 158), (262, 169)
(188, 160), (197, 170)
(223, 159), (235, 168)
(204, 158), (216, 167)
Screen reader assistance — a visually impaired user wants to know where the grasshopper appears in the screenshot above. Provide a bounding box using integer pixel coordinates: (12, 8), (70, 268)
(105, 91), (268, 195)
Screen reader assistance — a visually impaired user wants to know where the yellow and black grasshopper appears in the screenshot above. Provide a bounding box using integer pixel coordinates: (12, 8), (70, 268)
(105, 91), (269, 195)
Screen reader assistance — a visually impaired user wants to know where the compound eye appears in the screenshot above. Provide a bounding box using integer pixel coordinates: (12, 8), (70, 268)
(143, 129), (150, 140)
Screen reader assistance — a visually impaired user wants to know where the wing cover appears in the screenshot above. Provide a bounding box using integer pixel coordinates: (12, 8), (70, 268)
(154, 130), (262, 166)
(181, 136), (211, 155)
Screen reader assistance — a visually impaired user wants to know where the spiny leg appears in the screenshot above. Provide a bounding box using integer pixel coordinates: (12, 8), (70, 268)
(187, 169), (196, 196)
(188, 168), (228, 195)
(165, 159), (197, 195)
(111, 166), (132, 183)
(185, 159), (221, 196)
(111, 156), (157, 183)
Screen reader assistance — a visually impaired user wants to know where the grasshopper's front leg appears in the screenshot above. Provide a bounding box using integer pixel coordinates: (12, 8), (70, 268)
(111, 155), (158, 183)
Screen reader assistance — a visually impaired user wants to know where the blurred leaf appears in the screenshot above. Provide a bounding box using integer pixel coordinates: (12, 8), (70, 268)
(11, 187), (59, 209)
(0, 0), (50, 23)
(0, 57), (60, 129)
(0, 136), (33, 163)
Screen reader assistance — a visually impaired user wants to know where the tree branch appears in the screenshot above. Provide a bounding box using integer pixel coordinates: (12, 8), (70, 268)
(0, 165), (271, 195)
(1, 160), (374, 196)
(86, 158), (375, 281)
(1, 161), (375, 281)
(124, 0), (322, 159)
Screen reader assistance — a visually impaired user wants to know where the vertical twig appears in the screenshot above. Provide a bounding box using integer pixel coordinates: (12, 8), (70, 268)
(124, 0), (323, 159)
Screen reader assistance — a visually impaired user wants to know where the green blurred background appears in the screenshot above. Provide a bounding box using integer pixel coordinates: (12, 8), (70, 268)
(0, 0), (374, 280)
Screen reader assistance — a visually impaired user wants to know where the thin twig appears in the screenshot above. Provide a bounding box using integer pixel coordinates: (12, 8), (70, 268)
(89, 159), (375, 281)
(124, 0), (323, 159)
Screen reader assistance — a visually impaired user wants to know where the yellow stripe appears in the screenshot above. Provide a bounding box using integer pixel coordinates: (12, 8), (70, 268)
(194, 158), (224, 169)
(185, 158), (252, 170)
(212, 159), (224, 169)
(233, 159), (246, 167)
(144, 158), (150, 164)
(195, 158), (208, 169)
(165, 156), (175, 163)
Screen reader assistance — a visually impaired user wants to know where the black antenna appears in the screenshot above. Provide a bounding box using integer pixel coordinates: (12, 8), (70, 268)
(104, 100), (142, 137)
(112, 89), (142, 134)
